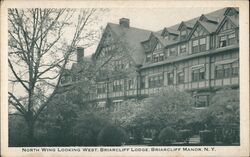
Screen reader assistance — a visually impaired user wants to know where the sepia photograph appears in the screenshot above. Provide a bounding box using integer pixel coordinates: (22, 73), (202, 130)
(1, 0), (249, 157)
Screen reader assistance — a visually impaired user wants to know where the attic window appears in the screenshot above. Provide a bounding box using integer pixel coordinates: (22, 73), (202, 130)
(180, 30), (187, 40)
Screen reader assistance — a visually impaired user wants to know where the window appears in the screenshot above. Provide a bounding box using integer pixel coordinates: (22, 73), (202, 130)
(192, 67), (205, 82)
(141, 76), (145, 89)
(180, 30), (187, 40)
(195, 95), (209, 108)
(192, 40), (199, 53)
(192, 38), (206, 53)
(215, 61), (239, 79)
(215, 65), (224, 79)
(114, 60), (124, 70)
(97, 84), (106, 94)
(200, 38), (206, 52)
(128, 79), (134, 90)
(113, 80), (123, 92)
(180, 44), (187, 53)
(152, 53), (164, 63)
(177, 72), (184, 84)
(148, 74), (163, 88)
(167, 72), (174, 85)
(219, 33), (237, 48)
(219, 36), (227, 47)
(228, 33), (236, 45)
(232, 61), (239, 76)
(169, 47), (177, 56)
(146, 54), (151, 62)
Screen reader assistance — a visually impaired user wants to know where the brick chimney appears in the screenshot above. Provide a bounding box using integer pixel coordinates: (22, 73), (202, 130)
(77, 47), (84, 63)
(119, 18), (130, 28)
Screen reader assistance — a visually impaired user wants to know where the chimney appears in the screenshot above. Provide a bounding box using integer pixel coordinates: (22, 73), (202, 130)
(119, 18), (130, 28)
(77, 47), (84, 63)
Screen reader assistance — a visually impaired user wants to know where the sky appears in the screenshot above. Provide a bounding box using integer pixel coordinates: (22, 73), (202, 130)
(84, 7), (223, 56)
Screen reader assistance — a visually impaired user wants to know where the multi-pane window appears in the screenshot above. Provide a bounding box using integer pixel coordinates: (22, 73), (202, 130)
(97, 84), (106, 94)
(177, 72), (184, 84)
(153, 53), (164, 62)
(219, 33), (237, 48)
(199, 38), (206, 52)
(146, 54), (151, 62)
(192, 37), (206, 53)
(192, 67), (205, 82)
(228, 33), (236, 45)
(167, 72), (174, 85)
(215, 61), (239, 79)
(141, 76), (145, 89)
(192, 40), (199, 53)
(128, 79), (134, 90)
(219, 36), (227, 47)
(113, 80), (123, 92)
(180, 30), (187, 40)
(148, 74), (164, 88)
(232, 61), (239, 76)
(169, 47), (177, 56)
(180, 44), (187, 53)
(114, 60), (124, 70)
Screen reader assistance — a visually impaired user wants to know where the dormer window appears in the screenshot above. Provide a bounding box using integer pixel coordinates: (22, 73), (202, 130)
(192, 37), (206, 53)
(146, 54), (151, 62)
(169, 47), (177, 56)
(180, 44), (187, 53)
(219, 33), (236, 48)
(180, 30), (187, 40)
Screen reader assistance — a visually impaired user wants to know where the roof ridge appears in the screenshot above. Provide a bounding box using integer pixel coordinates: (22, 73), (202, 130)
(158, 7), (230, 33)
(108, 22), (153, 32)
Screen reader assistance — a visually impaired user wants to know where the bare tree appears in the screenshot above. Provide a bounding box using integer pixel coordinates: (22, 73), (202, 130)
(8, 8), (105, 145)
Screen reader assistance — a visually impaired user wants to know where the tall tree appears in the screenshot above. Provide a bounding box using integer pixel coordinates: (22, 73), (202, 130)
(8, 8), (105, 145)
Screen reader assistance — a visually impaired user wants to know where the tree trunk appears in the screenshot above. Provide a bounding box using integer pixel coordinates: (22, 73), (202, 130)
(25, 115), (35, 146)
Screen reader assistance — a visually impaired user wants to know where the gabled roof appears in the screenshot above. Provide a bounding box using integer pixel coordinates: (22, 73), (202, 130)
(199, 14), (219, 24)
(161, 27), (179, 36)
(104, 23), (151, 65)
(216, 15), (239, 33)
(224, 7), (239, 16)
(199, 20), (218, 33)
(178, 21), (194, 30)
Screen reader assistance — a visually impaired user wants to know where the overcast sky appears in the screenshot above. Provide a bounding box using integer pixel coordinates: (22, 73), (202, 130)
(85, 7), (223, 56)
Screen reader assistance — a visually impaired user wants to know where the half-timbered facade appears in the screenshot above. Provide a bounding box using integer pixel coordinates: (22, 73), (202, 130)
(61, 7), (239, 109)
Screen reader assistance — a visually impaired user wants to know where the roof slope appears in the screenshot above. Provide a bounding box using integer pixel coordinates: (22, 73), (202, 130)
(108, 23), (151, 65)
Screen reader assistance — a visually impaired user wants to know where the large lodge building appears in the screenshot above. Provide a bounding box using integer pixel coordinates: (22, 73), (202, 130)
(60, 7), (239, 110)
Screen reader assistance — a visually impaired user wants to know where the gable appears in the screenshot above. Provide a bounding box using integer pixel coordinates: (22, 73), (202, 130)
(190, 23), (209, 39)
(95, 25), (118, 60)
(218, 18), (237, 33)
(153, 42), (163, 53)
